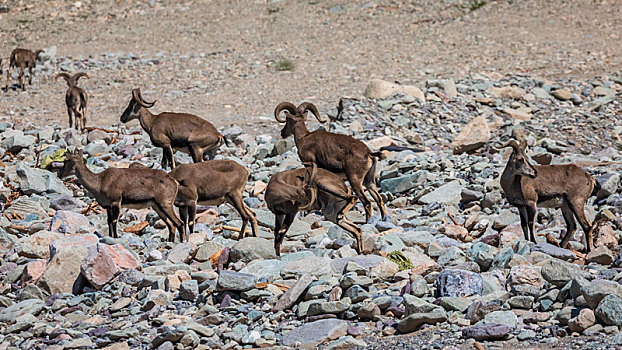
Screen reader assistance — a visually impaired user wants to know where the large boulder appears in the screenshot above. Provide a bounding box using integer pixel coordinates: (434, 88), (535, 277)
(230, 237), (277, 263)
(81, 244), (140, 289)
(282, 319), (348, 349)
(15, 231), (63, 259)
(452, 116), (490, 154)
(15, 163), (71, 196)
(437, 269), (483, 297)
(49, 210), (95, 234)
(364, 79), (425, 102)
(38, 244), (90, 294)
(541, 259), (590, 287)
(216, 271), (257, 292)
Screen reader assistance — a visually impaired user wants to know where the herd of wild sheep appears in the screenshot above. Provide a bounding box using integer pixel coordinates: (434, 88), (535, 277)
(2, 47), (600, 256)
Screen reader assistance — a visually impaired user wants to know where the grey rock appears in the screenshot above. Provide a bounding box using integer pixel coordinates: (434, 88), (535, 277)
(179, 280), (199, 301)
(380, 170), (428, 194)
(397, 310), (448, 333)
(230, 237), (277, 263)
(216, 271), (257, 292)
(532, 243), (576, 260)
(481, 310), (518, 329)
(462, 323), (512, 340)
(541, 259), (590, 287)
(418, 181), (465, 205)
(16, 163), (71, 196)
(0, 299), (45, 323)
(167, 242), (197, 264)
(595, 294), (622, 326)
(437, 269), (483, 297)
(273, 274), (314, 311)
(282, 319), (348, 348)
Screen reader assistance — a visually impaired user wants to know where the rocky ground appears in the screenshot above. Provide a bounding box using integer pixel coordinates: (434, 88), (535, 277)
(0, 72), (621, 349)
(0, 0), (620, 132)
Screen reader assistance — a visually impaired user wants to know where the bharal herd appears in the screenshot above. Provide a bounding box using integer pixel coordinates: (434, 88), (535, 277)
(3, 47), (601, 257)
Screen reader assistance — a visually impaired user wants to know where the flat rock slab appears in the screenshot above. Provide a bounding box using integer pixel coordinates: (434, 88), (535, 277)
(273, 274), (314, 312)
(282, 319), (348, 349)
(462, 323), (512, 340)
(532, 243), (576, 260)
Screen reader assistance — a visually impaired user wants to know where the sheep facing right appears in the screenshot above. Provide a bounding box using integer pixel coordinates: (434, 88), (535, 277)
(265, 163), (362, 256)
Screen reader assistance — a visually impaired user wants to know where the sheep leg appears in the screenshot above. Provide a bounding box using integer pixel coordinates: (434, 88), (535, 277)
(110, 203), (121, 238)
(227, 192), (250, 239)
(336, 215), (363, 253)
(5, 65), (12, 90)
(179, 205), (189, 234)
(105, 207), (114, 238)
(525, 202), (538, 243)
(568, 199), (593, 252)
(163, 145), (175, 169)
(67, 107), (74, 129)
(347, 172), (373, 223)
(187, 201), (197, 235)
(245, 205), (259, 237)
(28, 66), (33, 85)
(365, 181), (386, 219)
(153, 204), (177, 242)
(189, 145), (203, 163)
(156, 202), (185, 242)
(274, 212), (296, 256)
(559, 199), (577, 249)
(518, 206), (530, 241)
(17, 65), (25, 91)
(81, 105), (87, 130)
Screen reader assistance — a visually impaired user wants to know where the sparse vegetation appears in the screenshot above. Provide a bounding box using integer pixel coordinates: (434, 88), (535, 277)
(275, 58), (295, 72)
(469, 0), (487, 11)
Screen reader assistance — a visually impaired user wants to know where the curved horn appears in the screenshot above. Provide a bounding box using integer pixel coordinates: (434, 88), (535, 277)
(73, 72), (89, 82)
(298, 102), (327, 123)
(497, 139), (521, 151)
(274, 102), (297, 123)
(132, 88), (156, 108)
(55, 73), (72, 86)
(299, 162), (318, 211)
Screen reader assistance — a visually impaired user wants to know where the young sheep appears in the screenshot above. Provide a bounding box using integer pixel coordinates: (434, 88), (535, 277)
(129, 160), (259, 238)
(60, 150), (186, 242)
(120, 88), (225, 169)
(4, 48), (43, 91)
(499, 139), (598, 252)
(56, 72), (88, 131)
(274, 101), (386, 223)
(265, 163), (362, 255)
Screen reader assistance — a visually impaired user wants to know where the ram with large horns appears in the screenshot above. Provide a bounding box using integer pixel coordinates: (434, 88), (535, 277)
(120, 88), (226, 169)
(274, 101), (386, 223)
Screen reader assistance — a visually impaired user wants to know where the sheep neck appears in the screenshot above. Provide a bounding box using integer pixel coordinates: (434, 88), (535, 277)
(293, 121), (310, 147)
(73, 160), (103, 198)
(138, 108), (156, 133)
(500, 164), (523, 200)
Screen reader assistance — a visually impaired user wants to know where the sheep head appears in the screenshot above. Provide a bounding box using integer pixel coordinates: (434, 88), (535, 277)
(120, 88), (156, 123)
(499, 139), (537, 179)
(274, 101), (327, 138)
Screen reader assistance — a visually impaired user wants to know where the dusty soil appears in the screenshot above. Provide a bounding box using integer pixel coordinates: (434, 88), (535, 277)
(0, 0), (620, 132)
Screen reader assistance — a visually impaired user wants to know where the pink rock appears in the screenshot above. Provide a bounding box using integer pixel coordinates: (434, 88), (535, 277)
(165, 270), (191, 292)
(594, 224), (616, 249)
(507, 265), (543, 289)
(500, 222), (524, 246)
(80, 243), (140, 289)
(20, 259), (47, 285)
(443, 224), (469, 241)
(103, 244), (140, 270)
(403, 250), (439, 276)
(50, 233), (99, 258)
